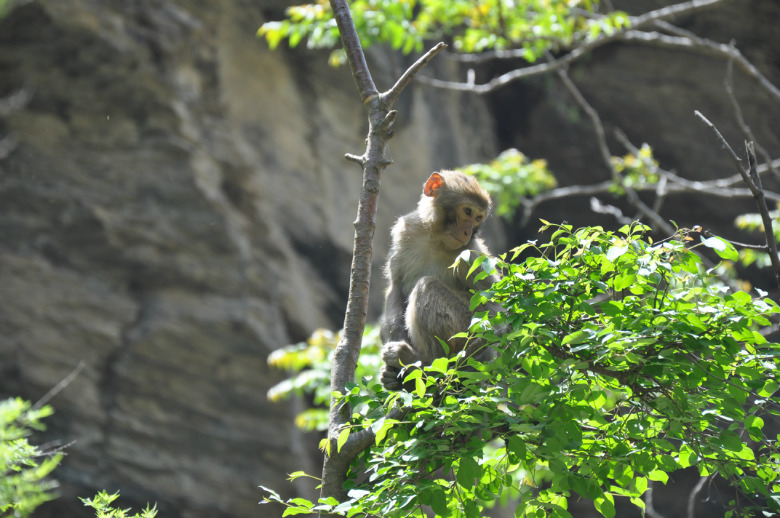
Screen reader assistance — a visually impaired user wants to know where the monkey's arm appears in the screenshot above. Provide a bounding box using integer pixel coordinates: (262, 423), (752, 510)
(380, 283), (410, 343)
(380, 282), (418, 391)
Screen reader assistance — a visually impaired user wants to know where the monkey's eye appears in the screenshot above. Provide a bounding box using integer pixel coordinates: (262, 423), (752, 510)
(464, 207), (472, 216)
(476, 215), (483, 223)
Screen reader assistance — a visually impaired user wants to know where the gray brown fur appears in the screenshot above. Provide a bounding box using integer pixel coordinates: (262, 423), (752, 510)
(379, 170), (503, 390)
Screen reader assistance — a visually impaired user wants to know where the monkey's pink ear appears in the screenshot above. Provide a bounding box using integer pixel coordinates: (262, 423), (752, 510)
(423, 172), (443, 197)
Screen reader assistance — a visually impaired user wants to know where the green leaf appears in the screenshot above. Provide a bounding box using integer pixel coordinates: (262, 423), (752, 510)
(701, 236), (739, 261)
(648, 470), (669, 484)
(758, 379), (779, 397)
(606, 245), (628, 262)
(283, 507), (313, 516)
(507, 435), (526, 463)
(593, 492), (616, 518)
(430, 357), (449, 374)
(414, 375), (425, 397)
(456, 457), (482, 487)
(287, 471), (309, 481)
(319, 437), (330, 456)
(745, 415), (764, 442)
(562, 330), (589, 346)
(372, 418), (398, 445)
(718, 430), (743, 452)
(337, 427), (350, 453)
(430, 487), (448, 516)
(614, 272), (636, 291)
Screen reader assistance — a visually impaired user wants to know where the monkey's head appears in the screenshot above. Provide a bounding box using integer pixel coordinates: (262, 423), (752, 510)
(419, 170), (491, 251)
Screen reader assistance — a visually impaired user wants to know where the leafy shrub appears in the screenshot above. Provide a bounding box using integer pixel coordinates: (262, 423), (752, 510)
(0, 397), (61, 517)
(265, 223), (780, 518)
(80, 491), (157, 518)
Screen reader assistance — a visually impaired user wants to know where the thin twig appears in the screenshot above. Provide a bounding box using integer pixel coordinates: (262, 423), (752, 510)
(614, 129), (779, 193)
(702, 228), (768, 251)
(695, 111), (780, 290)
(383, 43), (447, 108)
(555, 65), (675, 234)
(32, 361), (85, 410)
(419, 44), (595, 93)
(590, 197), (632, 225)
(723, 43), (779, 178)
(519, 181), (612, 226)
(631, 0), (726, 27)
(693, 111), (748, 178)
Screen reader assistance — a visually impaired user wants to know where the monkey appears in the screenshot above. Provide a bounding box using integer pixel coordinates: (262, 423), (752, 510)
(379, 170), (504, 391)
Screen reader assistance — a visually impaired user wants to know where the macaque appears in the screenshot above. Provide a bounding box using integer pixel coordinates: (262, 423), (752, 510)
(380, 170), (503, 391)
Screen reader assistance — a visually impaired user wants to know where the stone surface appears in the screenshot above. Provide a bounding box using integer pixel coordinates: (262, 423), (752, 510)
(0, 1), (496, 517)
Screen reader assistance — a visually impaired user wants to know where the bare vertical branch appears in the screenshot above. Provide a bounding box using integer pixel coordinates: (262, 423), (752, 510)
(321, 0), (446, 507)
(329, 0), (378, 104)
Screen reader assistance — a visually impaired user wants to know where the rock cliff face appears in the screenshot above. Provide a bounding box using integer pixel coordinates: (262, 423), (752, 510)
(0, 1), (496, 517)
(1, 1), (778, 517)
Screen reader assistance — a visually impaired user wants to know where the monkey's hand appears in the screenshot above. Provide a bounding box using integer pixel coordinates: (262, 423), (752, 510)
(380, 341), (420, 391)
(453, 249), (500, 292)
(380, 364), (404, 391)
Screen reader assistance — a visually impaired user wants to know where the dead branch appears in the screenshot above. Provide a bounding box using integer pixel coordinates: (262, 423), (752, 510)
(695, 111), (780, 290)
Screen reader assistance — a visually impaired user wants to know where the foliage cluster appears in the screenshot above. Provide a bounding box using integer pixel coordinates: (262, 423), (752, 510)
(268, 327), (382, 432)
(80, 491), (157, 518)
(265, 223), (780, 518)
(258, 0), (629, 66)
(0, 397), (61, 518)
(457, 149), (556, 220)
(610, 143), (660, 193)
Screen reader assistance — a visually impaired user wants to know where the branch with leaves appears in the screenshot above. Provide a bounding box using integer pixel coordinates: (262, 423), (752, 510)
(265, 223), (780, 518)
(419, 0), (731, 92)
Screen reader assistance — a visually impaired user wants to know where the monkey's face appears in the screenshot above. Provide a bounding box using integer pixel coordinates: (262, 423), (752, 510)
(444, 203), (486, 250)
